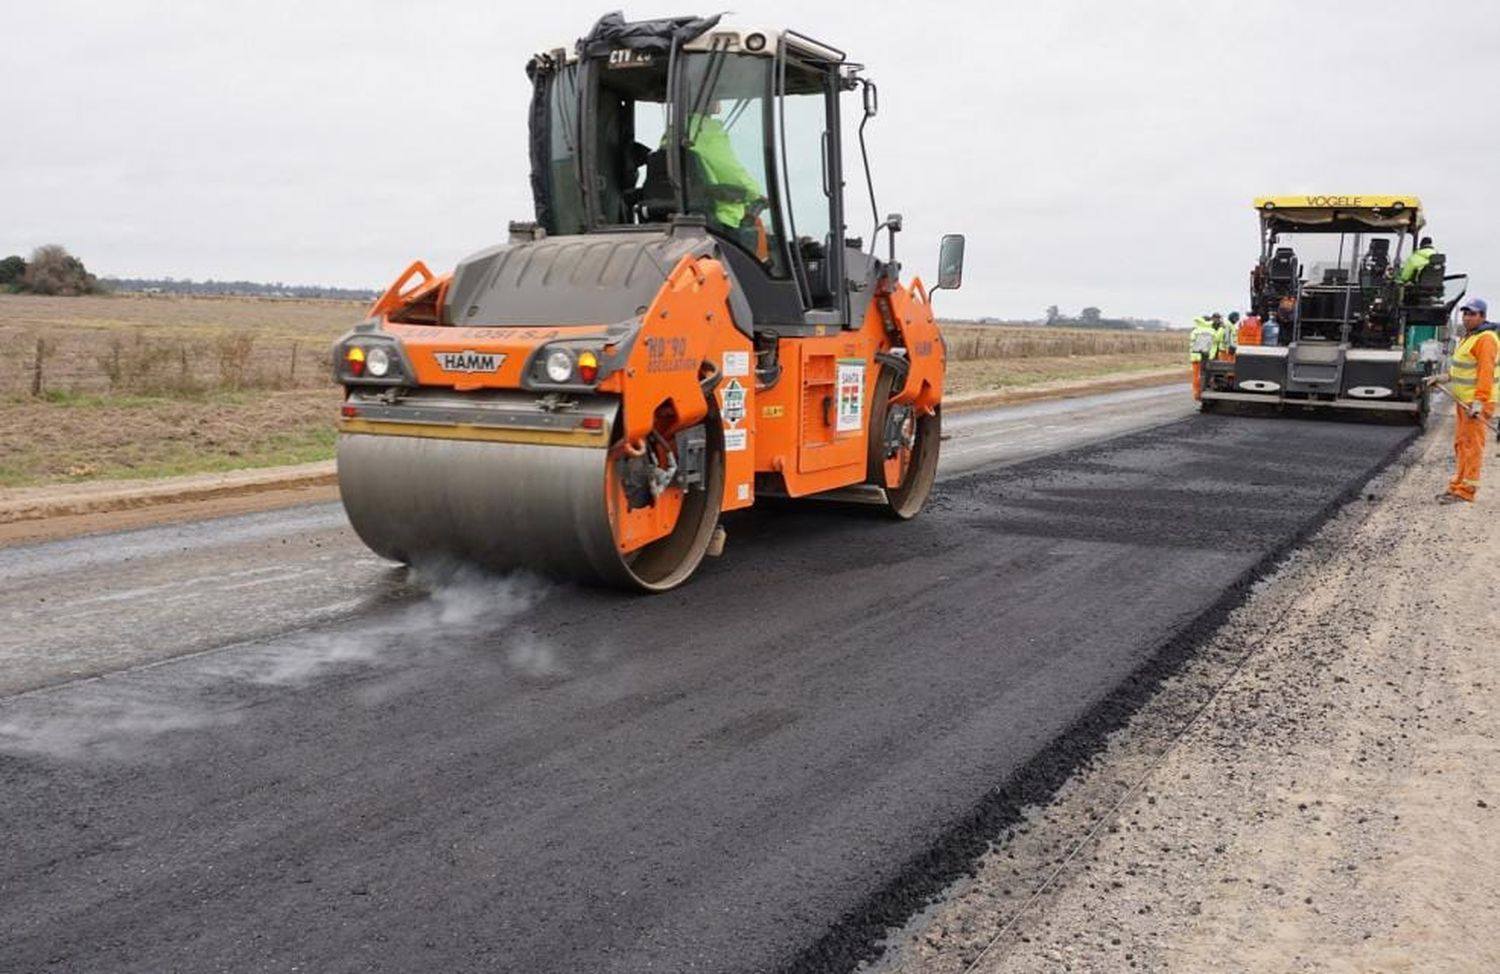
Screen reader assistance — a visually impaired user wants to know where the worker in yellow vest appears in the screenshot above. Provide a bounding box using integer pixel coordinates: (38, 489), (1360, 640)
(1210, 313), (1232, 361)
(1426, 298), (1496, 503)
(1189, 315), (1218, 400)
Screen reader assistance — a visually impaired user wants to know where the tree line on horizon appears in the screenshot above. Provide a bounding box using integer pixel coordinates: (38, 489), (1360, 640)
(103, 276), (379, 301)
(962, 307), (1174, 331)
(0, 244), (378, 300)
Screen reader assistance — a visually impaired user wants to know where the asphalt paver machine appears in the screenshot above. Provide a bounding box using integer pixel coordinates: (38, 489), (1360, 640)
(331, 13), (965, 591)
(1201, 195), (1467, 425)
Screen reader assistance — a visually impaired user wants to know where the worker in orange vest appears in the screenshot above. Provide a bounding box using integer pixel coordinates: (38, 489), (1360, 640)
(1426, 298), (1496, 504)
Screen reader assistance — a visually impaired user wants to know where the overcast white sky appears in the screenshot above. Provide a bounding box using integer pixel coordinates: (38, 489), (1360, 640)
(3, 1), (1496, 323)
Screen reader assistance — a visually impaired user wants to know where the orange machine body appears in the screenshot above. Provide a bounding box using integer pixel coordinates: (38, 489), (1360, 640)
(332, 16), (959, 591)
(344, 254), (945, 548)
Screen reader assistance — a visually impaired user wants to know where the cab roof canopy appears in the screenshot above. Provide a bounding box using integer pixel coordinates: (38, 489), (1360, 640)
(1252, 195), (1424, 234)
(552, 12), (847, 65)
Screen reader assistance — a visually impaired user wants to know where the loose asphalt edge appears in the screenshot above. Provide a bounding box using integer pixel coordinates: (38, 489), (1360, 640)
(776, 417), (1423, 974)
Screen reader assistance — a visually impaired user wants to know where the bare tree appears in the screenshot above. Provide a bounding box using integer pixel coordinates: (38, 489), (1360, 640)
(20, 244), (102, 296)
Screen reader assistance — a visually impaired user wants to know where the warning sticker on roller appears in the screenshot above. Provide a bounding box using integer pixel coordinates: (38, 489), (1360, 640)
(723, 350), (751, 378)
(722, 378), (747, 427)
(724, 428), (748, 452)
(835, 360), (865, 432)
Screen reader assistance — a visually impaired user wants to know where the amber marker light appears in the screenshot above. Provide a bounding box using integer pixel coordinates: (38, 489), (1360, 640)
(577, 350), (600, 384)
(345, 346), (367, 377)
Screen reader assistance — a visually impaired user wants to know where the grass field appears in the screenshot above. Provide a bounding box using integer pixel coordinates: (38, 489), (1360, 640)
(1, 294), (1181, 488)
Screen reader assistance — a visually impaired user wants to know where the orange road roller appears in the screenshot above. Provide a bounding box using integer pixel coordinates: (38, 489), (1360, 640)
(333, 13), (964, 591)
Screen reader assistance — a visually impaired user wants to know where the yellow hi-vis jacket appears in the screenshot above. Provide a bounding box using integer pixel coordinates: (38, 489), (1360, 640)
(1450, 326), (1499, 405)
(682, 115), (764, 228)
(1189, 318), (1219, 363)
(1398, 246), (1436, 284)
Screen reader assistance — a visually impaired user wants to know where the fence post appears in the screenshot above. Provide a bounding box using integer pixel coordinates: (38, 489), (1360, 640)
(289, 341), (299, 382)
(31, 338), (45, 397)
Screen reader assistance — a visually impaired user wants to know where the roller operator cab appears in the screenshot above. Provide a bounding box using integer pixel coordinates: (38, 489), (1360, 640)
(332, 13), (966, 591)
(1200, 195), (1467, 426)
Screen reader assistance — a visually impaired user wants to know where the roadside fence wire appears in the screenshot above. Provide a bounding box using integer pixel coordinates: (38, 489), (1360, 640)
(0, 333), (333, 399)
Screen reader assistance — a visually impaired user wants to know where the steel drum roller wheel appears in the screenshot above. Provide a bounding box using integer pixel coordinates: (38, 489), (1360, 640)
(336, 424), (723, 592)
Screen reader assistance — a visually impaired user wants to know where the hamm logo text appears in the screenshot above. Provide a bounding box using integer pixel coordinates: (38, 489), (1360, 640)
(435, 350), (504, 373)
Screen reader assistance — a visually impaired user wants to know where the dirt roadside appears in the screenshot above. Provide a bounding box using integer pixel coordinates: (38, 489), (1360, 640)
(0, 369), (1180, 548)
(874, 412), (1498, 973)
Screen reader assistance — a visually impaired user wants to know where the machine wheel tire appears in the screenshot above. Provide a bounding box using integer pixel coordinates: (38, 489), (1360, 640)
(615, 422), (725, 593)
(866, 366), (940, 519)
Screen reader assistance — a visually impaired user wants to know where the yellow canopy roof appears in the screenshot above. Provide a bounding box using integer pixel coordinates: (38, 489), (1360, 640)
(1252, 195), (1424, 232)
(1252, 194), (1420, 211)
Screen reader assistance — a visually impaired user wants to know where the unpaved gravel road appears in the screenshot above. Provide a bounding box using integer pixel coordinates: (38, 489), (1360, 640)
(877, 410), (1497, 973)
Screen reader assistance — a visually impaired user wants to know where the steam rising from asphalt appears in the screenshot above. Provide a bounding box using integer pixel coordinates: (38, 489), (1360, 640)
(203, 563), (550, 685)
(0, 565), (556, 761)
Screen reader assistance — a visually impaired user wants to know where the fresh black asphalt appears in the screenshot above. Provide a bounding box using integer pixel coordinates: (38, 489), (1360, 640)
(0, 413), (1414, 972)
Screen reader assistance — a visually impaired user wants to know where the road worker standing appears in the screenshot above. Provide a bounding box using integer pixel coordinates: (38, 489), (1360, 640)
(1189, 315), (1218, 399)
(1210, 313), (1232, 361)
(1426, 298), (1496, 504)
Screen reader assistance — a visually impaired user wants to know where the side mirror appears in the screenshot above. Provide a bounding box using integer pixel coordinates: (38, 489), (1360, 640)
(862, 81), (879, 118)
(1443, 272), (1469, 311)
(935, 233), (965, 290)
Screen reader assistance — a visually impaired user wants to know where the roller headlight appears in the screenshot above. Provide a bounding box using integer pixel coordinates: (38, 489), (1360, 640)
(545, 349), (575, 383)
(365, 346), (392, 378)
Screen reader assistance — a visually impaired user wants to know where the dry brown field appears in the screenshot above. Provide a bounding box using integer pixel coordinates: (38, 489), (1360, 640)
(0, 294), (1181, 487)
(0, 292), (360, 398)
(941, 323), (1180, 360)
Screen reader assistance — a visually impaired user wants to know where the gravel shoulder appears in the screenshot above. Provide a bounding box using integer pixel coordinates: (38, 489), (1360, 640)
(874, 411), (1499, 973)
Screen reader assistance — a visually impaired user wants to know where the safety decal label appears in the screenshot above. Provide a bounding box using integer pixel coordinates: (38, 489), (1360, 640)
(722, 378), (747, 427)
(723, 350), (751, 378)
(435, 350), (504, 373)
(724, 428), (748, 452)
(835, 360), (865, 432)
(736, 483), (751, 501)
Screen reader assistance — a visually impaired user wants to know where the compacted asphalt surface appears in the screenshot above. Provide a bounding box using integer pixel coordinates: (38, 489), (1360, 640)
(0, 391), (1416, 973)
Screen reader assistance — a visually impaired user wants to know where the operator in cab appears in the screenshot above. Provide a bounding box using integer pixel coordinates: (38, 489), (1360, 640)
(1398, 236), (1438, 284)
